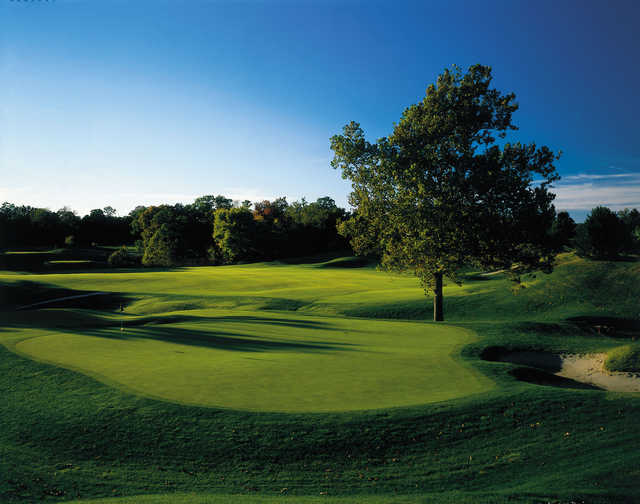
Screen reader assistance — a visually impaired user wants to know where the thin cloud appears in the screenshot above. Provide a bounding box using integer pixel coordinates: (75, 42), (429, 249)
(553, 182), (640, 211)
(563, 173), (638, 181)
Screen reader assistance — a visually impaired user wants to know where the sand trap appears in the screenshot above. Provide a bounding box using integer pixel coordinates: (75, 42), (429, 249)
(499, 351), (640, 392)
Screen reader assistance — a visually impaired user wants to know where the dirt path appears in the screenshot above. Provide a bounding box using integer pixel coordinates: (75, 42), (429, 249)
(500, 351), (640, 392)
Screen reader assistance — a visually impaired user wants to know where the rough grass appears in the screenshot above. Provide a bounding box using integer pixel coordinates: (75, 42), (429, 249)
(605, 344), (640, 373)
(1, 252), (639, 503)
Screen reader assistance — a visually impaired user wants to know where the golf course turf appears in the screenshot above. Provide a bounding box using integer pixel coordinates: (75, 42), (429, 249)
(11, 311), (490, 412)
(1, 252), (639, 502)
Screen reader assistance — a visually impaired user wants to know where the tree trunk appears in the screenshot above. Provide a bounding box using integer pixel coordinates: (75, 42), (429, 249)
(433, 272), (444, 321)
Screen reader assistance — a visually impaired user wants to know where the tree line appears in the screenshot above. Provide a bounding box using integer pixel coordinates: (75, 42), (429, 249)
(0, 203), (132, 249)
(0, 195), (349, 267)
(1, 198), (638, 268)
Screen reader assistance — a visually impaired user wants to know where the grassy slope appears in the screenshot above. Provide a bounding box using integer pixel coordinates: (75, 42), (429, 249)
(605, 344), (640, 373)
(1, 253), (640, 503)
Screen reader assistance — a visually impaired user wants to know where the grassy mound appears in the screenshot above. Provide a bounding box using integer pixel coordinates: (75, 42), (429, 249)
(604, 344), (640, 373)
(1, 252), (640, 502)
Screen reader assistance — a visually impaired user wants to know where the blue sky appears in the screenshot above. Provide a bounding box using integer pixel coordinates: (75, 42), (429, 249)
(1, 0), (639, 221)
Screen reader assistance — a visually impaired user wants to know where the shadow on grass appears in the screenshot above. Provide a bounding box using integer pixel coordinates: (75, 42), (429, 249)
(481, 346), (601, 390)
(0, 280), (130, 311)
(0, 282), (358, 354)
(69, 323), (357, 354)
(509, 367), (602, 390)
(567, 316), (640, 339)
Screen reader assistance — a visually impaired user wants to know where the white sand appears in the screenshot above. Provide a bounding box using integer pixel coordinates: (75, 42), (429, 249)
(558, 353), (640, 392)
(500, 351), (640, 392)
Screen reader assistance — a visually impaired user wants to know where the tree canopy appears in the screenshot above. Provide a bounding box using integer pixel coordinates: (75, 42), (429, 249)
(331, 64), (561, 321)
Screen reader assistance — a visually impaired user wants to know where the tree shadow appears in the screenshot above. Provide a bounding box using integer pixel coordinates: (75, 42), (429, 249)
(509, 367), (602, 390)
(0, 280), (130, 311)
(0, 282), (359, 354)
(67, 323), (357, 354)
(481, 346), (563, 372)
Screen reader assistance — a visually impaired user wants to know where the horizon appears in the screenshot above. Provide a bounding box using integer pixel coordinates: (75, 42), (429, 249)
(2, 0), (639, 223)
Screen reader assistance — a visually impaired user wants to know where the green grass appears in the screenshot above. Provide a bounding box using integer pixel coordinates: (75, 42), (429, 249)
(605, 344), (640, 373)
(8, 310), (490, 412)
(67, 491), (573, 503)
(1, 252), (640, 503)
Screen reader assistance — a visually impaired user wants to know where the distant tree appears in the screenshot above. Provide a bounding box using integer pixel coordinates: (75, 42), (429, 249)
(579, 206), (626, 259)
(617, 208), (640, 253)
(108, 245), (139, 267)
(212, 207), (258, 264)
(285, 197), (348, 256)
(78, 208), (131, 246)
(57, 207), (81, 239)
(142, 224), (179, 267)
(134, 206), (180, 266)
(31, 208), (64, 247)
(103, 206), (117, 217)
(192, 195), (233, 216)
(551, 211), (577, 251)
(331, 64), (560, 321)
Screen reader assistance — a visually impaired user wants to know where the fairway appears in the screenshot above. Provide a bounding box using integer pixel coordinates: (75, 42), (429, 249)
(11, 309), (489, 412)
(2, 254), (640, 503)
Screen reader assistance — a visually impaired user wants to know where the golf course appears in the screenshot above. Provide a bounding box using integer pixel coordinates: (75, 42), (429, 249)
(1, 252), (640, 503)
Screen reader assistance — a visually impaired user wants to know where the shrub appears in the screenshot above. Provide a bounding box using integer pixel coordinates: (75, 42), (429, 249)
(108, 246), (140, 267)
(604, 344), (640, 373)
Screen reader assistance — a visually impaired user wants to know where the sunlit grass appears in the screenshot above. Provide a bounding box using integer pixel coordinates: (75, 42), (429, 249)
(1, 252), (639, 502)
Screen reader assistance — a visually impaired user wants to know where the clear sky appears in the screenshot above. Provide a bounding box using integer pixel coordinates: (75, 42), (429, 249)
(1, 0), (639, 221)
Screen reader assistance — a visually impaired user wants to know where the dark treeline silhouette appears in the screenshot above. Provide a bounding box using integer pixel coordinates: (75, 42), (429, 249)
(574, 207), (640, 259)
(0, 195), (350, 267)
(0, 203), (132, 249)
(549, 207), (640, 259)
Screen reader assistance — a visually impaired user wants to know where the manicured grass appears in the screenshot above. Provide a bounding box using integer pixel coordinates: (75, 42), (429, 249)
(1, 252), (639, 503)
(10, 310), (490, 412)
(3, 252), (638, 321)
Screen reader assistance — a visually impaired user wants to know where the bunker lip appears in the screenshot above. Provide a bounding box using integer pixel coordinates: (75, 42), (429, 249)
(483, 347), (640, 392)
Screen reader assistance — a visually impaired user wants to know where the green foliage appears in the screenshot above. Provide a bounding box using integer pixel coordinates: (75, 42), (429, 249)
(605, 344), (640, 373)
(134, 201), (216, 267)
(142, 223), (180, 267)
(107, 246), (140, 267)
(331, 64), (560, 320)
(210, 198), (348, 264)
(212, 207), (258, 264)
(578, 206), (626, 259)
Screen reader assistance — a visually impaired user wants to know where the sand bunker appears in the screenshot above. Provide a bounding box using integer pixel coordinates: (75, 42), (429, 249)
(499, 351), (640, 392)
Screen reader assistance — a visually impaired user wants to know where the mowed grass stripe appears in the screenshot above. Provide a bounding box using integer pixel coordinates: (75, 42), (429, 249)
(11, 309), (491, 412)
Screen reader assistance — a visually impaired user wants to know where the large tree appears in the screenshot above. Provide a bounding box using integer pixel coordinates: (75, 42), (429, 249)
(330, 64), (560, 321)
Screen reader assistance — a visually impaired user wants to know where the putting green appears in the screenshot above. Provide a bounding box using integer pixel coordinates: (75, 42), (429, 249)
(12, 309), (491, 412)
